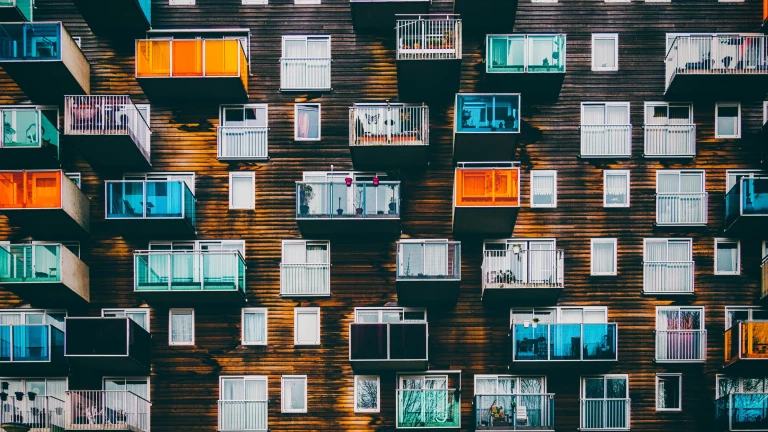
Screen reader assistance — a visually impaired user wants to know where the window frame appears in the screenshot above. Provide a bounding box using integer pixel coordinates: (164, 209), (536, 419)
(294, 103), (322, 141)
(763, 101), (768, 125)
(714, 238), (741, 275)
(294, 307), (321, 346)
(281, 375), (308, 413)
(243, 0), (267, 4)
(580, 374), (629, 399)
(715, 102), (741, 139)
(530, 170), (557, 208)
(168, 308), (195, 346)
(169, 0), (195, 4)
(281, 35), (331, 59)
(353, 375), (381, 413)
(656, 374), (682, 411)
(591, 238), (618, 276)
(603, 170), (630, 208)
(591, 33), (619, 72)
(219, 375), (268, 401)
(102, 308), (150, 332)
(229, 171), (256, 210)
(241, 308), (268, 346)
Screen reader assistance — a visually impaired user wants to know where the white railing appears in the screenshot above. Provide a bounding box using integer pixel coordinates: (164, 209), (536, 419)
(396, 15), (462, 60)
(580, 125), (632, 157)
(482, 249), (564, 290)
(349, 104), (429, 147)
(66, 390), (150, 432)
(665, 35), (768, 90)
(218, 400), (268, 431)
(655, 330), (707, 362)
(655, 193), (708, 225)
(643, 261), (695, 294)
(280, 58), (331, 90)
(580, 399), (630, 430)
(0, 395), (65, 430)
(280, 263), (330, 296)
(64, 95), (150, 160)
(644, 125), (696, 157)
(218, 126), (268, 160)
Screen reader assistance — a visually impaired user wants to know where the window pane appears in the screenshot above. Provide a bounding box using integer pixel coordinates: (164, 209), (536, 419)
(171, 310), (193, 344)
(356, 377), (379, 411)
(658, 376), (680, 409)
(585, 378), (604, 398)
(606, 378), (627, 398)
(231, 176), (253, 209)
(244, 311), (266, 344)
(593, 241), (615, 274)
(297, 105), (320, 139)
(532, 172), (555, 206)
(717, 241), (739, 273)
(718, 106), (738, 136)
(594, 38), (616, 68)
(605, 172), (628, 206)
(297, 311), (318, 344)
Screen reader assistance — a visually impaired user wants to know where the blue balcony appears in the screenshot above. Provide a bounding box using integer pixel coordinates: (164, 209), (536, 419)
(716, 393), (768, 431)
(725, 177), (768, 233)
(487, 34), (566, 73)
(72, 0), (150, 38)
(0, 324), (65, 375)
(454, 94), (521, 161)
(0, 0), (32, 22)
(105, 180), (196, 237)
(512, 323), (618, 363)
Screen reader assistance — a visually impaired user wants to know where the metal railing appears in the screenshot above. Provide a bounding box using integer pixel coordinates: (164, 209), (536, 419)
(642, 261), (695, 294)
(0, 243), (63, 283)
(0, 324), (63, 362)
(349, 322), (428, 362)
(643, 124), (696, 157)
(486, 34), (566, 73)
(580, 398), (630, 430)
(512, 323), (618, 361)
(654, 329), (706, 361)
(474, 394), (555, 430)
(715, 393), (768, 431)
(296, 181), (400, 219)
(218, 126), (268, 160)
(65, 390), (150, 432)
(396, 15), (462, 60)
(725, 320), (768, 364)
(580, 125), (632, 157)
(0, 394), (65, 430)
(105, 180), (196, 228)
(279, 58), (331, 90)
(396, 241), (461, 281)
(218, 400), (268, 431)
(134, 250), (246, 294)
(349, 104), (429, 147)
(396, 388), (460, 428)
(279, 263), (330, 296)
(482, 249), (564, 290)
(725, 177), (768, 230)
(655, 192), (708, 225)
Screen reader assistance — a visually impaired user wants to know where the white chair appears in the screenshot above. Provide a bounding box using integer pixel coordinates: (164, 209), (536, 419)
(516, 405), (528, 426)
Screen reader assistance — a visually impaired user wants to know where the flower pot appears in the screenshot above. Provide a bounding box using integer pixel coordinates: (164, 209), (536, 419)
(336, 208), (344, 215)
(27, 391), (36, 401)
(0, 392), (7, 402)
(356, 208), (363, 215)
(300, 204), (310, 215)
(389, 202), (397, 212)
(15, 391), (24, 401)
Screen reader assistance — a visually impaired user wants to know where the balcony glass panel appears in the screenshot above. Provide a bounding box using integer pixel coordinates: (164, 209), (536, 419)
(397, 388), (460, 428)
(0, 244), (61, 283)
(726, 178), (768, 228)
(0, 171), (62, 209)
(475, 394), (555, 430)
(725, 321), (768, 363)
(105, 180), (195, 226)
(455, 94), (520, 133)
(487, 34), (566, 73)
(134, 250), (245, 293)
(0, 108), (59, 150)
(0, 324), (62, 362)
(349, 322), (427, 361)
(716, 393), (768, 431)
(0, 23), (61, 61)
(455, 168), (520, 207)
(513, 323), (618, 361)
(0, 0), (33, 21)
(296, 181), (400, 219)
(397, 241), (460, 280)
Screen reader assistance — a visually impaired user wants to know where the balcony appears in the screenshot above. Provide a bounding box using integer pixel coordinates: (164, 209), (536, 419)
(66, 390), (150, 432)
(724, 321), (768, 368)
(64, 95), (151, 170)
(280, 262), (330, 297)
(0, 243), (90, 305)
(0, 170), (90, 237)
(655, 329), (706, 362)
(644, 124), (696, 157)
(0, 394), (65, 432)
(0, 0), (32, 21)
(665, 35), (768, 98)
(350, 0), (429, 31)
(579, 399), (630, 431)
(511, 323), (618, 363)
(136, 38), (249, 102)
(725, 177), (768, 233)
(349, 103), (429, 168)
(349, 322), (428, 371)
(105, 180), (196, 237)
(296, 181), (400, 237)
(0, 107), (60, 168)
(642, 261), (694, 295)
(474, 394), (555, 431)
(134, 250), (246, 303)
(0, 22), (90, 103)
(579, 125), (632, 158)
(396, 241), (461, 306)
(0, 324), (65, 375)
(72, 0), (150, 38)
(218, 126), (267, 160)
(716, 393), (768, 431)
(454, 94), (521, 161)
(280, 58), (331, 91)
(481, 249), (564, 304)
(396, 388), (460, 429)
(453, 164), (520, 235)
(65, 317), (150, 374)
(485, 34), (566, 98)
(219, 400), (268, 432)
(656, 193), (708, 226)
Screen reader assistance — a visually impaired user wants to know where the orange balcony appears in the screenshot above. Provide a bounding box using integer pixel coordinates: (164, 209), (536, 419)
(724, 321), (768, 368)
(453, 163), (520, 234)
(0, 170), (89, 237)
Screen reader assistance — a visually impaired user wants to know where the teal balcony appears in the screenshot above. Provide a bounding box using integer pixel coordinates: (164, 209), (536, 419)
(512, 323), (618, 363)
(397, 388), (461, 429)
(716, 393), (768, 431)
(487, 34), (566, 73)
(0, 0), (32, 22)
(0, 107), (60, 168)
(134, 250), (246, 303)
(725, 177), (768, 233)
(105, 180), (196, 237)
(454, 94), (521, 161)
(0, 324), (65, 376)
(72, 0), (151, 38)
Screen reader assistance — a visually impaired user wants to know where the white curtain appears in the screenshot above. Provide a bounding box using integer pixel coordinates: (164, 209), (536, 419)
(508, 37), (524, 66)
(532, 173), (555, 206)
(424, 243), (447, 276)
(605, 173), (628, 205)
(529, 37), (552, 67)
(284, 379), (306, 411)
(583, 105), (604, 125)
(594, 38), (616, 68)
(231, 175), (253, 209)
(243, 311), (266, 344)
(171, 310), (193, 344)
(592, 241), (615, 274)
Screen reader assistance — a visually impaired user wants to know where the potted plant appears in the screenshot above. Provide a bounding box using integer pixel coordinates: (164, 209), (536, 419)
(523, 320), (531, 328)
(336, 197), (343, 216)
(27, 391), (36, 401)
(355, 188), (364, 216)
(300, 185), (314, 215)
(532, 318), (540, 329)
(0, 392), (6, 402)
(388, 196), (397, 214)
(14, 391), (24, 401)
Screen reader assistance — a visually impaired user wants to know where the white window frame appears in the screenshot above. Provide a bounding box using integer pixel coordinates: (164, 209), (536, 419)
(530, 170), (557, 208)
(591, 34), (619, 72)
(295, 103), (321, 141)
(603, 170), (630, 208)
(241, 308), (268, 346)
(763, 101), (768, 125)
(281, 375), (308, 413)
(295, 0), (320, 3)
(170, 0), (195, 4)
(725, 306), (768, 329)
(102, 308), (150, 332)
(281, 35), (331, 59)
(229, 172), (255, 210)
(656, 374), (682, 411)
(354, 375), (381, 413)
(532, 0), (557, 3)
(219, 375), (268, 407)
(294, 307), (320, 346)
(591, 238), (618, 276)
(714, 238), (741, 275)
(243, 0), (267, 4)
(169, 308), (195, 346)
(715, 102), (741, 139)
(726, 170), (766, 193)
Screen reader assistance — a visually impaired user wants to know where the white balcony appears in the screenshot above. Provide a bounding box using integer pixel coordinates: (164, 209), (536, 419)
(218, 400), (267, 431)
(580, 398), (630, 431)
(396, 15), (462, 60)
(643, 261), (695, 294)
(65, 390), (150, 432)
(482, 248), (564, 304)
(0, 394), (65, 431)
(580, 125), (632, 158)
(279, 263), (330, 297)
(644, 124), (696, 157)
(280, 58), (331, 91)
(655, 329), (706, 362)
(656, 193), (708, 225)
(217, 126), (268, 160)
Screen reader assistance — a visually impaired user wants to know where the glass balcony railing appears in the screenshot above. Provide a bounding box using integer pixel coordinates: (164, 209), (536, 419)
(0, 22), (62, 61)
(643, 261), (695, 294)
(0, 324), (64, 362)
(134, 250), (245, 294)
(455, 94), (520, 133)
(716, 393), (768, 431)
(726, 178), (768, 229)
(349, 104), (429, 147)
(0, 108), (59, 151)
(0, 170), (63, 209)
(0, 0), (33, 21)
(396, 241), (461, 281)
(396, 15), (462, 60)
(486, 34), (566, 73)
(0, 243), (63, 283)
(397, 388), (460, 428)
(349, 322), (428, 362)
(512, 323), (618, 361)
(137, 0), (151, 25)
(296, 181), (400, 219)
(725, 321), (768, 364)
(455, 167), (520, 207)
(475, 394), (555, 430)
(105, 180), (196, 227)
(218, 400), (268, 432)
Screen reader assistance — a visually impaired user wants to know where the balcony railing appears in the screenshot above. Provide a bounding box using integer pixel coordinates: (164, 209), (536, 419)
(486, 34), (566, 73)
(725, 320), (768, 364)
(296, 181), (400, 219)
(0, 108), (59, 150)
(65, 390), (150, 432)
(512, 323), (618, 361)
(349, 322), (428, 362)
(665, 35), (768, 91)
(656, 192), (708, 225)
(474, 394), (555, 431)
(0, 0), (33, 21)
(455, 94), (521, 134)
(280, 58), (331, 90)
(643, 261), (695, 294)
(105, 180), (195, 225)
(396, 388), (460, 428)
(0, 324), (64, 362)
(726, 178), (768, 230)
(654, 330), (706, 362)
(396, 241), (461, 281)
(396, 15), (462, 60)
(644, 124), (696, 157)
(580, 125), (632, 157)
(455, 167), (520, 207)
(280, 263), (330, 296)
(65, 317), (151, 372)
(0, 394), (65, 431)
(134, 250), (245, 294)
(0, 243), (64, 284)
(715, 393), (768, 431)
(349, 104), (429, 147)
(482, 249), (564, 289)
(218, 126), (268, 160)
(219, 400), (268, 431)
(580, 398), (630, 430)
(0, 170), (63, 209)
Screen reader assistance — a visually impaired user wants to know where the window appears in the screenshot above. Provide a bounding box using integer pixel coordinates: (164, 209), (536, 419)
(241, 308), (267, 345)
(281, 36), (331, 90)
(220, 376), (268, 429)
(103, 377), (149, 400)
(655, 307), (705, 361)
(243, 0), (267, 3)
(0, 378), (67, 401)
(169, 309), (194, 345)
(643, 238), (694, 294)
(715, 103), (741, 138)
(281, 376), (307, 413)
(656, 170), (707, 225)
(763, 101), (768, 125)
(580, 102), (631, 157)
(124, 172), (196, 194)
(591, 238), (617, 276)
(295, 104), (321, 141)
(0, 310), (65, 330)
(604, 170), (630, 207)
(295, 0), (320, 3)
(591, 34), (618, 71)
(530, 170), (557, 208)
(170, 0), (195, 4)
(294, 307), (320, 345)
(219, 105), (268, 160)
(726, 170), (765, 193)
(475, 375), (547, 419)
(281, 240), (331, 296)
(354, 376), (380, 413)
(715, 239), (740, 275)
(644, 102), (695, 157)
(511, 307), (608, 325)
(483, 239), (561, 286)
(725, 307), (768, 329)
(229, 172), (255, 210)
(102, 309), (149, 331)
(657, 374), (682, 411)
(581, 375), (629, 430)
(355, 307), (427, 323)
(717, 376), (768, 398)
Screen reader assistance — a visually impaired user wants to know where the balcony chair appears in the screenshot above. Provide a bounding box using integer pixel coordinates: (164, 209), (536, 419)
(516, 405), (528, 426)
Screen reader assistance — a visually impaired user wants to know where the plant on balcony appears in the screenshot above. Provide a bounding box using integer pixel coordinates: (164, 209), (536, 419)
(389, 196), (397, 214)
(14, 391), (23, 401)
(355, 187), (364, 215)
(27, 391), (36, 401)
(532, 318), (540, 329)
(299, 185), (314, 215)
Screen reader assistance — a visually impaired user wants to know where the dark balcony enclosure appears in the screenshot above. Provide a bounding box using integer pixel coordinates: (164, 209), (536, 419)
(65, 317), (150, 373)
(350, 322), (428, 371)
